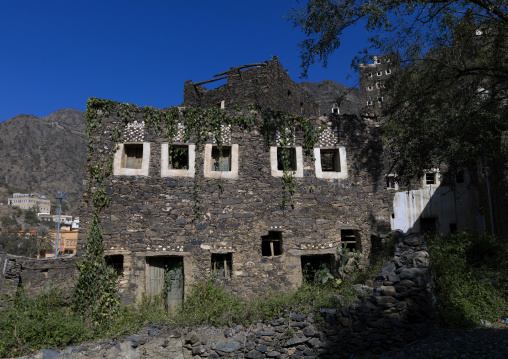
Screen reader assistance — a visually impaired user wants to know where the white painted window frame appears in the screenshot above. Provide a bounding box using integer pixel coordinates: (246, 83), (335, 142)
(161, 143), (195, 178)
(314, 147), (348, 180)
(270, 146), (304, 178)
(203, 143), (239, 180)
(113, 142), (150, 176)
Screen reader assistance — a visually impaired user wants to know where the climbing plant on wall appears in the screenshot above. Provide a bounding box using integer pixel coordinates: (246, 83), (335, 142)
(261, 109), (319, 208)
(74, 98), (320, 323)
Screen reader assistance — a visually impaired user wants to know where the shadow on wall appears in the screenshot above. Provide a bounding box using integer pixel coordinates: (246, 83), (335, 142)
(391, 169), (482, 235)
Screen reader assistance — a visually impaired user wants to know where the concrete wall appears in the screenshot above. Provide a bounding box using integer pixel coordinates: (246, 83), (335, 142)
(392, 172), (480, 234)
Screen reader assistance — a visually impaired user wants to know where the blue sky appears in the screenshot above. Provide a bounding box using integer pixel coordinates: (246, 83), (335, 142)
(0, 1), (369, 123)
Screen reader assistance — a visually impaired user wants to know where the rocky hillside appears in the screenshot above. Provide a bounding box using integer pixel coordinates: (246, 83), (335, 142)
(0, 109), (86, 214)
(300, 80), (360, 116)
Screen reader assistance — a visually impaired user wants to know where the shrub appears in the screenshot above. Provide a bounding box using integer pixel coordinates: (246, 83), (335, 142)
(0, 289), (91, 357)
(428, 232), (508, 327)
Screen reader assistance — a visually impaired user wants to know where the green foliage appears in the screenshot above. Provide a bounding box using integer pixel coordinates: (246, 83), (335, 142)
(72, 213), (119, 329)
(336, 244), (361, 280)
(354, 235), (395, 285)
(23, 208), (40, 226)
(260, 110), (319, 208)
(428, 232), (508, 327)
(0, 289), (91, 357)
(288, 1), (508, 184)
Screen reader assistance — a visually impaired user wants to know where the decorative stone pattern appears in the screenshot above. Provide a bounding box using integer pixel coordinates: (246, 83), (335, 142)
(275, 128), (295, 146)
(317, 126), (338, 147)
(212, 124), (232, 145)
(173, 122), (186, 142)
(123, 121), (145, 142)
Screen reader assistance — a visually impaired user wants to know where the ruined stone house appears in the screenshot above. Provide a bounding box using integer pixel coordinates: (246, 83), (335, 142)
(79, 57), (395, 306)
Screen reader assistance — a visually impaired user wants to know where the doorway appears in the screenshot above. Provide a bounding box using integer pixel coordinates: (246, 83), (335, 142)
(146, 256), (183, 311)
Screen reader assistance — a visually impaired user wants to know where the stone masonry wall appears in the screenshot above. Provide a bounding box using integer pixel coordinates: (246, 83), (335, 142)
(0, 253), (80, 306)
(80, 101), (394, 304)
(27, 233), (431, 359)
(183, 57), (320, 118)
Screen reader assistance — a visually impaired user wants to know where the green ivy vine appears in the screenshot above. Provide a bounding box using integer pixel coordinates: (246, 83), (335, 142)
(75, 98), (319, 323)
(261, 109), (319, 208)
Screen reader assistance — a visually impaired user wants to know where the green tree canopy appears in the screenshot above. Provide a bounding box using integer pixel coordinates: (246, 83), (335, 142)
(288, 0), (508, 185)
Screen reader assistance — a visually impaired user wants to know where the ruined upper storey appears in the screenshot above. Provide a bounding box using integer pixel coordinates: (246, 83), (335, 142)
(183, 57), (320, 118)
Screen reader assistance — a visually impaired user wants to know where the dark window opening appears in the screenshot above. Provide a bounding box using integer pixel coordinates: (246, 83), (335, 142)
(105, 255), (124, 276)
(449, 223), (457, 233)
(261, 231), (282, 257)
(456, 171), (465, 183)
(287, 90), (291, 98)
(321, 149), (341, 172)
(420, 217), (437, 234)
(386, 175), (396, 189)
(277, 147), (297, 171)
(211, 253), (232, 278)
(301, 254), (335, 284)
(341, 230), (361, 251)
(212, 146), (231, 172)
(124, 144), (143, 169)
(425, 172), (436, 185)
(169, 145), (189, 170)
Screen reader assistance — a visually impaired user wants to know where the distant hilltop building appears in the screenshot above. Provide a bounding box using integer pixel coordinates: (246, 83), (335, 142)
(7, 193), (50, 214)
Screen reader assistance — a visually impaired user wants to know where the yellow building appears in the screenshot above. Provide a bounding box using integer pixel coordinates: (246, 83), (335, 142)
(45, 230), (79, 257)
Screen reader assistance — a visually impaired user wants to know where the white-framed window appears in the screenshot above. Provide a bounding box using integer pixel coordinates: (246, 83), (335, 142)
(367, 86), (373, 91)
(203, 144), (239, 179)
(314, 147), (347, 180)
(368, 73), (373, 78)
(386, 69), (392, 75)
(423, 170), (440, 186)
(270, 146), (304, 178)
(386, 174), (398, 190)
(377, 71), (382, 76)
(161, 144), (195, 178)
(367, 100), (373, 107)
(113, 143), (150, 176)
(378, 97), (384, 103)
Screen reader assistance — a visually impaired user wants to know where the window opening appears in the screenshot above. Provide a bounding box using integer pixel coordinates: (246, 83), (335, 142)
(455, 171), (465, 183)
(105, 255), (124, 276)
(386, 175), (396, 189)
(449, 223), (457, 233)
(169, 145), (189, 170)
(425, 172), (436, 185)
(386, 69), (392, 74)
(124, 144), (143, 169)
(367, 100), (373, 107)
(367, 86), (373, 91)
(211, 253), (232, 278)
(376, 81), (381, 89)
(212, 146), (231, 172)
(277, 147), (297, 171)
(368, 73), (373, 78)
(320, 149), (341, 172)
(301, 254), (335, 284)
(341, 229), (360, 251)
(378, 97), (383, 103)
(261, 231), (282, 256)
(377, 71), (382, 76)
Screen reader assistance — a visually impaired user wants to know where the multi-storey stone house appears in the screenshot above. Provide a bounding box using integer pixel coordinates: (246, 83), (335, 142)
(80, 57), (395, 306)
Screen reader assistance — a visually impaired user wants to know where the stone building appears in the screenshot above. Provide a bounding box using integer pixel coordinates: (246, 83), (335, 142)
(183, 57), (320, 117)
(80, 58), (394, 306)
(7, 193), (50, 214)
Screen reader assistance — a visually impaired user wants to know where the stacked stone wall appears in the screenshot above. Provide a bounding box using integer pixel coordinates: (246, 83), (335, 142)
(183, 58), (320, 117)
(29, 234), (431, 359)
(0, 253), (79, 306)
